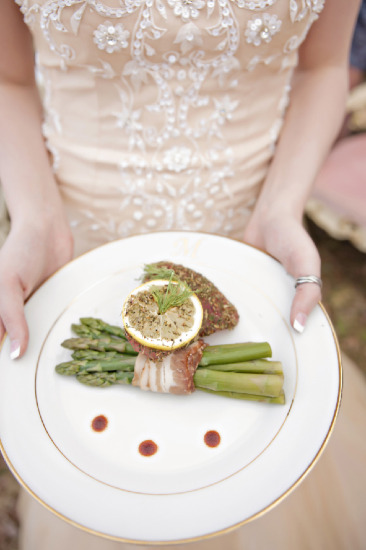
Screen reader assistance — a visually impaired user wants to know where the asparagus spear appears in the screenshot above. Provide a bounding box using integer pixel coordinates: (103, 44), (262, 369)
(67, 320), (272, 365)
(61, 337), (136, 354)
(57, 356), (283, 376)
(56, 357), (136, 375)
(73, 371), (284, 403)
(198, 388), (286, 404)
(80, 318), (127, 340)
(71, 323), (101, 338)
(206, 359), (283, 375)
(193, 368), (284, 397)
(62, 336), (271, 365)
(199, 342), (272, 366)
(76, 371), (134, 387)
(56, 359), (283, 397)
(71, 323), (127, 341)
(71, 350), (132, 360)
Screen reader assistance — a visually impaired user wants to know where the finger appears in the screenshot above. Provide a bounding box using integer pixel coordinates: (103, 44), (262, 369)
(0, 318), (5, 347)
(282, 230), (321, 333)
(0, 277), (29, 359)
(291, 282), (322, 333)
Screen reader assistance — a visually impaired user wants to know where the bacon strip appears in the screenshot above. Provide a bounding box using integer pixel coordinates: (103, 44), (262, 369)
(132, 340), (206, 395)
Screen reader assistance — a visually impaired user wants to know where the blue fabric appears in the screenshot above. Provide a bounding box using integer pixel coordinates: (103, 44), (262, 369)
(351, 0), (366, 70)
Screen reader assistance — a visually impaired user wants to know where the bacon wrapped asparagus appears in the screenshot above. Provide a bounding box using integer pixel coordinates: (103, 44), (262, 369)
(56, 318), (285, 404)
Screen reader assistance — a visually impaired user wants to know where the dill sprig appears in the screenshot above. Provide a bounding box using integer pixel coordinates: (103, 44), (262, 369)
(143, 263), (206, 295)
(142, 264), (179, 282)
(151, 274), (194, 315)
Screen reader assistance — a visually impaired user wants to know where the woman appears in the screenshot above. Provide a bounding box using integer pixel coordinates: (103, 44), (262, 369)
(1, 0), (357, 355)
(1, 1), (365, 549)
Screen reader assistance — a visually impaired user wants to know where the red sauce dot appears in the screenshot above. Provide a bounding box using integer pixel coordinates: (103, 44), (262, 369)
(139, 440), (158, 456)
(91, 415), (108, 432)
(204, 430), (221, 448)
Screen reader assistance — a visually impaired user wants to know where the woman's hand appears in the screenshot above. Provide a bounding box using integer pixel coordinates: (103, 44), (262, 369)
(0, 2), (75, 361)
(243, 211), (321, 333)
(0, 215), (73, 359)
(239, 0), (360, 335)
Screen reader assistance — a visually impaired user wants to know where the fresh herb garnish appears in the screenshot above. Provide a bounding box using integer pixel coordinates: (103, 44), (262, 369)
(151, 273), (193, 315)
(142, 264), (178, 282)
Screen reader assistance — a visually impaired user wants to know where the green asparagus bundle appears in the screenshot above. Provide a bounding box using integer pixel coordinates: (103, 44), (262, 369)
(55, 318), (285, 404)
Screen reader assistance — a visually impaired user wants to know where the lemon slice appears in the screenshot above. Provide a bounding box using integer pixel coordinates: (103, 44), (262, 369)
(122, 279), (203, 351)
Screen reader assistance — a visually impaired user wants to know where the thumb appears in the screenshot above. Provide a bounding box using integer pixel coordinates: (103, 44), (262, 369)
(0, 278), (29, 359)
(280, 227), (322, 334)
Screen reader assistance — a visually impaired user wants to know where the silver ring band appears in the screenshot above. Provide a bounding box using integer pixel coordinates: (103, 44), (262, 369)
(295, 275), (323, 289)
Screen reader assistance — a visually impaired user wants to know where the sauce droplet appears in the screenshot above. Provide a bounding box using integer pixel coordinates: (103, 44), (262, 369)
(204, 430), (221, 448)
(91, 415), (108, 432)
(139, 440), (158, 456)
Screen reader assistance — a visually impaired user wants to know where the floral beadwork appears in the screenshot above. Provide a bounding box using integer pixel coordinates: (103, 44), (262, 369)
(213, 96), (239, 124)
(93, 21), (130, 53)
(167, 0), (205, 22)
(233, 0), (277, 8)
(290, 0), (325, 22)
(14, 0), (326, 239)
(245, 13), (282, 46)
(163, 146), (193, 172)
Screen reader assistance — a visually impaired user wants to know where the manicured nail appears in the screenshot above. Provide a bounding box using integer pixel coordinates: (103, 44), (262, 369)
(293, 313), (307, 334)
(10, 340), (21, 360)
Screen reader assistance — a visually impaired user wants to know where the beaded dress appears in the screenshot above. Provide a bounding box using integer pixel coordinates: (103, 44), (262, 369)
(17, 0), (324, 253)
(13, 1), (366, 549)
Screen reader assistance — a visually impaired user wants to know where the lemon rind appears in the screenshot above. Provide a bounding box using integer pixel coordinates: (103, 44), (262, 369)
(122, 280), (203, 351)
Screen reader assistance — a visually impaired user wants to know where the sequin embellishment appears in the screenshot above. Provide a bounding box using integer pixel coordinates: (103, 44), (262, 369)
(245, 13), (281, 46)
(93, 21), (130, 53)
(167, 0), (205, 21)
(233, 0), (277, 8)
(289, 0), (325, 22)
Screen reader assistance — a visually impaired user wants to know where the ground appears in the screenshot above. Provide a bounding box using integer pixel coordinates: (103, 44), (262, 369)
(0, 220), (365, 550)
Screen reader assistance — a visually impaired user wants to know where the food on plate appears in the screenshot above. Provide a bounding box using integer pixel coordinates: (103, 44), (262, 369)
(55, 263), (285, 403)
(121, 278), (203, 353)
(57, 318), (285, 404)
(142, 262), (239, 337)
(132, 340), (206, 395)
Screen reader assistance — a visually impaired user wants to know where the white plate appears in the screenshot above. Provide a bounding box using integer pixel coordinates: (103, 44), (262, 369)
(0, 231), (341, 544)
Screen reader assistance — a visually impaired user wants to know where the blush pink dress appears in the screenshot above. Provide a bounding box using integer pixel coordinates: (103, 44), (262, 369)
(16, 0), (323, 253)
(12, 0), (366, 548)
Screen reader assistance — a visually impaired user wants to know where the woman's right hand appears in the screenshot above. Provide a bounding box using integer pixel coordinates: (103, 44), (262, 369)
(0, 214), (73, 359)
(0, 1), (74, 359)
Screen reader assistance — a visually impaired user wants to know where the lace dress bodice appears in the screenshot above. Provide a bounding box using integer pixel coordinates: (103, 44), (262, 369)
(16, 0), (324, 249)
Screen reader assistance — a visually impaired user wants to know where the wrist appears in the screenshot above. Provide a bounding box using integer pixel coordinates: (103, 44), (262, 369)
(251, 196), (305, 225)
(5, 175), (66, 222)
(10, 194), (70, 236)
(9, 205), (74, 265)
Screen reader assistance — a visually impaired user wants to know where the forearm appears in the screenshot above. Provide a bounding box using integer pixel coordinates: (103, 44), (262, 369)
(0, 81), (66, 225)
(254, 63), (348, 219)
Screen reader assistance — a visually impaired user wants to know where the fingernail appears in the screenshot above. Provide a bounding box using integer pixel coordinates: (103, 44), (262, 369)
(10, 340), (21, 360)
(293, 313), (307, 334)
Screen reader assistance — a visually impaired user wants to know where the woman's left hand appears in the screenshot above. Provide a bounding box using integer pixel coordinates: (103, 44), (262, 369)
(243, 212), (322, 333)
